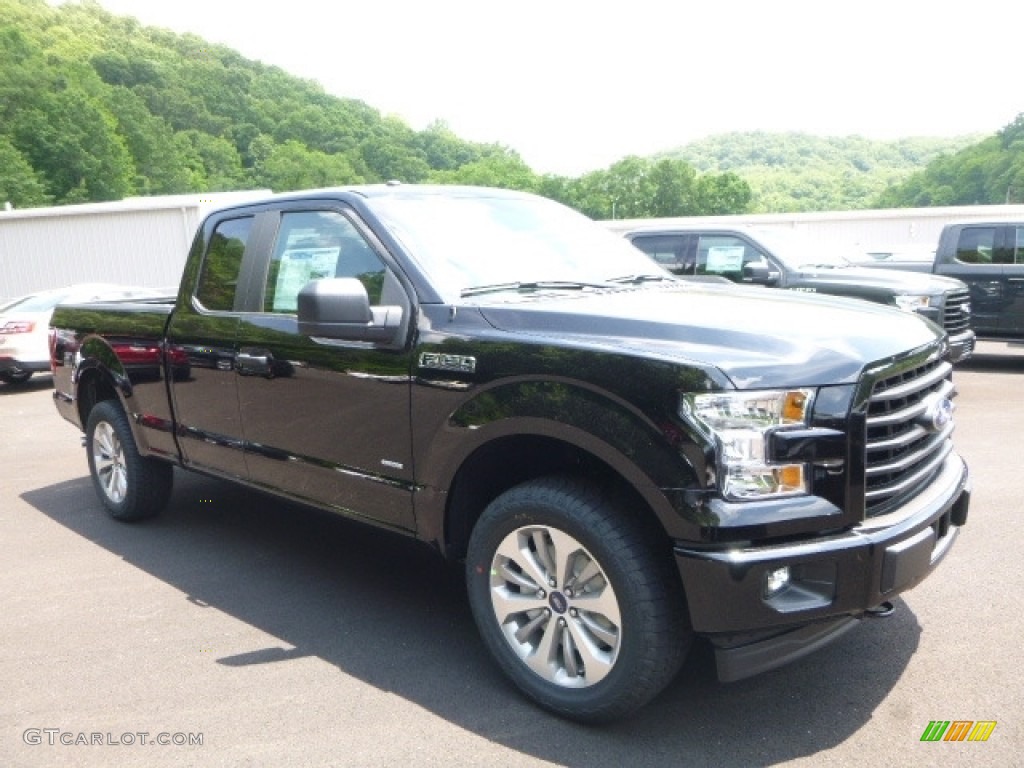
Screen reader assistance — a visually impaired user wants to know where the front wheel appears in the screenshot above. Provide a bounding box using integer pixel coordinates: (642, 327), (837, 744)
(466, 476), (690, 722)
(85, 400), (173, 521)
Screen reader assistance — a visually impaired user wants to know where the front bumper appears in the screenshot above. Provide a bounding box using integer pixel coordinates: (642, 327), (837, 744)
(0, 334), (51, 374)
(0, 356), (50, 375)
(674, 452), (969, 681)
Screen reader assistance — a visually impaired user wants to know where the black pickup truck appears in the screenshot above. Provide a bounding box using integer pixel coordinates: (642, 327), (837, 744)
(50, 185), (970, 722)
(621, 224), (976, 363)
(858, 218), (1024, 342)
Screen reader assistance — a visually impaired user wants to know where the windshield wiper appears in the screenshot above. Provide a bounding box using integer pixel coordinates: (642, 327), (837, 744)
(605, 274), (675, 285)
(460, 280), (607, 297)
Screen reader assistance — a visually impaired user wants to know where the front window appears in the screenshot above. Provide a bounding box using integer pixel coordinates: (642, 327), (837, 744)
(365, 192), (666, 300)
(695, 235), (768, 279)
(263, 210), (386, 313)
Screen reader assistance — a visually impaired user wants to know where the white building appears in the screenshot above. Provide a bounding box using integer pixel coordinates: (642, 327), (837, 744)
(5, 194), (1024, 303)
(0, 190), (269, 302)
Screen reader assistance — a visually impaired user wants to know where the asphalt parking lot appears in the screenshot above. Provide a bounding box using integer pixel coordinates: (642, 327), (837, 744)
(2, 341), (1022, 768)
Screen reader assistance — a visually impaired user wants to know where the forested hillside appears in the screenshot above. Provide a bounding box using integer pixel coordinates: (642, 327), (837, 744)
(664, 132), (983, 212)
(0, 0), (756, 219)
(875, 115), (1024, 207)
(0, 0), (514, 205)
(1, 0), (1019, 218)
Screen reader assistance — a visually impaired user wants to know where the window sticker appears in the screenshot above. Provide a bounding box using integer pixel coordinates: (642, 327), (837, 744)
(705, 245), (744, 274)
(273, 246), (341, 312)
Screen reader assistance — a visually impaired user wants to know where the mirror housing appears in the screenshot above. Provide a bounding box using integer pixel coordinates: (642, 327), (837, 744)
(297, 278), (403, 342)
(743, 262), (781, 286)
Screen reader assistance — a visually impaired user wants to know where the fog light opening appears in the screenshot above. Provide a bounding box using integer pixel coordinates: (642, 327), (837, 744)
(764, 566), (791, 599)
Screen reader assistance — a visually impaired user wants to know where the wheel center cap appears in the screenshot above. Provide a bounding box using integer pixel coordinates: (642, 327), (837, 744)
(548, 591), (568, 614)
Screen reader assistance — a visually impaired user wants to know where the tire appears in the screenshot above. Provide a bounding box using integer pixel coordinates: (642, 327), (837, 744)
(85, 399), (173, 521)
(0, 370), (32, 385)
(466, 476), (691, 722)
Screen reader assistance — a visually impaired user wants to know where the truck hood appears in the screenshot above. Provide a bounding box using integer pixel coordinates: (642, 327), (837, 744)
(475, 283), (943, 389)
(792, 265), (964, 294)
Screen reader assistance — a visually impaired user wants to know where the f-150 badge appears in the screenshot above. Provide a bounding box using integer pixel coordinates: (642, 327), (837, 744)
(419, 352), (477, 373)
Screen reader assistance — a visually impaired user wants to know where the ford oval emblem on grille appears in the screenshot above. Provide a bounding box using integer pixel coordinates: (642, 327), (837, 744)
(918, 393), (954, 433)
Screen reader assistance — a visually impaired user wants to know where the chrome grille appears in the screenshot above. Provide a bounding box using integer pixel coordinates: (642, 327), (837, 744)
(864, 356), (955, 516)
(942, 289), (972, 335)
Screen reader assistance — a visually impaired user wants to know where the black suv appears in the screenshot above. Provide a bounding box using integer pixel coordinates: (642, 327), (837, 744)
(624, 224), (975, 362)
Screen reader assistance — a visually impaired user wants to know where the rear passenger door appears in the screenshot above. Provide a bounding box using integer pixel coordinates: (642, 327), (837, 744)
(167, 214), (254, 479)
(234, 205), (417, 532)
(939, 225), (1007, 335)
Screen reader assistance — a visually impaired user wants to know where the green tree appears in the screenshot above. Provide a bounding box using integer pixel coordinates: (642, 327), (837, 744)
(873, 115), (1024, 207)
(102, 86), (192, 194)
(694, 171), (752, 214)
(10, 88), (133, 202)
(413, 121), (484, 171)
(669, 131), (982, 212)
(176, 130), (245, 191)
(428, 150), (539, 191)
(0, 134), (51, 207)
(254, 140), (363, 192)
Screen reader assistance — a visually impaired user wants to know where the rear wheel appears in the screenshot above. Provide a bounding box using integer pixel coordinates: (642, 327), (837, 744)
(466, 476), (690, 722)
(0, 371), (32, 385)
(85, 400), (172, 521)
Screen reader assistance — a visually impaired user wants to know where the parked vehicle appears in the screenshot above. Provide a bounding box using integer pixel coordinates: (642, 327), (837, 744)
(0, 283), (164, 385)
(50, 185), (970, 722)
(623, 225), (976, 362)
(856, 219), (1024, 341)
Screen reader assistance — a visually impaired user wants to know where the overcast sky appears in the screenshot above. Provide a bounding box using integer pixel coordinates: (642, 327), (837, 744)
(66, 0), (1022, 176)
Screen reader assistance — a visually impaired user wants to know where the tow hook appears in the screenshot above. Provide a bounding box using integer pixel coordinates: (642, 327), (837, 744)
(866, 601), (895, 618)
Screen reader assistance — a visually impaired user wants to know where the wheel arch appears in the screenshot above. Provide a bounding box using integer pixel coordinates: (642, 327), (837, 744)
(440, 423), (698, 565)
(73, 336), (144, 449)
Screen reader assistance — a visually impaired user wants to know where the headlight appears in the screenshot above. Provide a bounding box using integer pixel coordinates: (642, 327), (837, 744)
(893, 294), (932, 312)
(681, 389), (814, 500)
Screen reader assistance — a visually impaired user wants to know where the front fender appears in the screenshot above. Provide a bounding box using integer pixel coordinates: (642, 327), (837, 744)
(415, 376), (708, 540)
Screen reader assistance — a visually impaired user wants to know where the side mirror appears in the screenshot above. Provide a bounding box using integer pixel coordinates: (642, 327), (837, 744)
(297, 278), (403, 342)
(743, 262), (781, 286)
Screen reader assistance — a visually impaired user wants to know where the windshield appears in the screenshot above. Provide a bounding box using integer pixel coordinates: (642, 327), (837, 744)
(366, 191), (669, 300)
(753, 228), (855, 270)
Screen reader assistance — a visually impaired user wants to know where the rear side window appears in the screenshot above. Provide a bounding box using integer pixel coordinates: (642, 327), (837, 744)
(953, 226), (1007, 265)
(630, 234), (692, 274)
(195, 217), (254, 311)
(1014, 226), (1024, 264)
